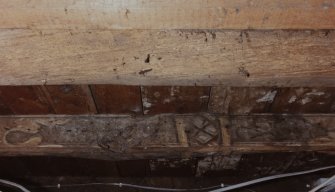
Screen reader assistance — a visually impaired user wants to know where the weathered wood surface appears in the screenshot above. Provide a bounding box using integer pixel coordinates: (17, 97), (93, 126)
(141, 86), (210, 114)
(271, 87), (335, 113)
(210, 87), (335, 114)
(1, 30), (335, 86)
(1, 0), (335, 30)
(0, 114), (334, 160)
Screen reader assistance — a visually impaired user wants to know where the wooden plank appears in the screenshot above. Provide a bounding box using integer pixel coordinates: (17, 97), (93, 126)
(210, 87), (335, 114)
(0, 114), (334, 160)
(0, 86), (53, 114)
(271, 87), (335, 113)
(1, 29), (335, 86)
(91, 85), (142, 114)
(0, 97), (12, 115)
(209, 87), (277, 114)
(1, 0), (335, 30)
(141, 86), (210, 114)
(41, 85), (97, 114)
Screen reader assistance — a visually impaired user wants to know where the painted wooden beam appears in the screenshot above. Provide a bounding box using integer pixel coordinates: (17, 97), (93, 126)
(209, 87), (335, 114)
(0, 114), (334, 160)
(1, 30), (335, 86)
(1, 0), (335, 30)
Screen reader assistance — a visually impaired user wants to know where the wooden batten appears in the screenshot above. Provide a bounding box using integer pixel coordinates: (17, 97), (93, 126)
(0, 114), (334, 160)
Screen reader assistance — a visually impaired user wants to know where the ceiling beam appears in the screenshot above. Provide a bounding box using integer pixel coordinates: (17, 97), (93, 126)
(1, 0), (334, 30)
(1, 30), (335, 86)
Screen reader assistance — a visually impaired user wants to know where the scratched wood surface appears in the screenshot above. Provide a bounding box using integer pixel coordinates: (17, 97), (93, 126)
(141, 86), (210, 114)
(1, 0), (335, 30)
(91, 85), (142, 114)
(1, 30), (335, 86)
(0, 114), (334, 160)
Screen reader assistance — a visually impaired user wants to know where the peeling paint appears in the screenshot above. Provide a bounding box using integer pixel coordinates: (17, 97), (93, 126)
(301, 97), (312, 105)
(142, 98), (152, 108)
(256, 91), (277, 103)
(288, 96), (297, 103)
(163, 98), (171, 104)
(306, 91), (325, 96)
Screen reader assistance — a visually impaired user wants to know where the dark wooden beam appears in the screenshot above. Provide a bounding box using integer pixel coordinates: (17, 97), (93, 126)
(0, 114), (334, 160)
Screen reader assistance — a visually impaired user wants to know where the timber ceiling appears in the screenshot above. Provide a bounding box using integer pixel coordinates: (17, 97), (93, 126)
(1, 0), (335, 161)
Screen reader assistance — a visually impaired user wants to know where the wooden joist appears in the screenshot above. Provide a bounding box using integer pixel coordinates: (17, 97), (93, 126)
(1, 30), (335, 86)
(0, 114), (334, 160)
(1, 0), (335, 30)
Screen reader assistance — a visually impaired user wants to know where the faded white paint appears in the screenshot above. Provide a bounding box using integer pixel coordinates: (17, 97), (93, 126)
(306, 91), (325, 96)
(142, 98), (152, 108)
(163, 98), (171, 104)
(301, 97), (312, 105)
(288, 96), (297, 103)
(256, 91), (277, 103)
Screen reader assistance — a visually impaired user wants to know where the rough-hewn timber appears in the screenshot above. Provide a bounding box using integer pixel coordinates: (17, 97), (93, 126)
(0, 114), (334, 160)
(1, 0), (335, 30)
(1, 30), (335, 86)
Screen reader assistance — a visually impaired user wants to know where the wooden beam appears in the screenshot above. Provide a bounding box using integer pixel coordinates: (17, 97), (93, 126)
(0, 114), (334, 160)
(1, 0), (334, 30)
(1, 30), (335, 86)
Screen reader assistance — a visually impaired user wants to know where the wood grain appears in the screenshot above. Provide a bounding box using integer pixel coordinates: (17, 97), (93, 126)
(2, 30), (334, 86)
(0, 86), (53, 114)
(42, 85), (97, 114)
(0, 114), (334, 160)
(1, 0), (334, 30)
(91, 85), (142, 114)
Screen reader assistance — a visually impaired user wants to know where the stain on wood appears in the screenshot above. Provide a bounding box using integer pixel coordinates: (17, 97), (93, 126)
(42, 85), (97, 114)
(0, 86), (53, 114)
(0, 114), (333, 160)
(209, 87), (277, 114)
(141, 86), (210, 114)
(271, 88), (335, 113)
(91, 85), (142, 114)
